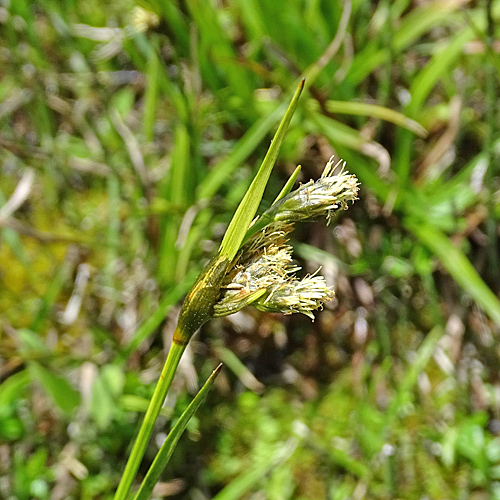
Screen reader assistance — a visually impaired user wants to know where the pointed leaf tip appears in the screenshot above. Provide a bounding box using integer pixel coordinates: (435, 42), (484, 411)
(219, 82), (305, 260)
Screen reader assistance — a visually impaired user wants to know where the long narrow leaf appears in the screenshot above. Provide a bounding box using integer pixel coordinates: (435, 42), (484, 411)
(345, 1), (467, 85)
(272, 165), (302, 204)
(213, 344), (264, 393)
(325, 100), (427, 137)
(133, 364), (222, 500)
(385, 325), (444, 423)
(219, 79), (305, 261)
(212, 440), (298, 500)
(241, 165), (302, 243)
(395, 26), (476, 185)
(406, 218), (500, 326)
(113, 342), (187, 500)
(29, 362), (81, 415)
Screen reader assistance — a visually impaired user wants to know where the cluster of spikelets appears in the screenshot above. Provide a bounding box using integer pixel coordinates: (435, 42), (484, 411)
(213, 157), (359, 320)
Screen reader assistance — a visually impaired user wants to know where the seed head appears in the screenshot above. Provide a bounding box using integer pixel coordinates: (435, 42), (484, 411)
(195, 157), (358, 323)
(130, 7), (160, 34)
(261, 156), (359, 225)
(214, 222), (334, 320)
(254, 272), (334, 319)
(213, 157), (358, 320)
(213, 222), (298, 317)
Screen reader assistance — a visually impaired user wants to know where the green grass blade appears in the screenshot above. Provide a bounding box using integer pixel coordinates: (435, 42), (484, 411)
(241, 165), (302, 242)
(325, 100), (427, 137)
(29, 362), (81, 415)
(0, 187), (31, 268)
(345, 1), (464, 85)
(407, 29), (474, 115)
(273, 165), (301, 204)
(294, 242), (346, 271)
(158, 121), (190, 284)
(307, 112), (387, 158)
(212, 461), (276, 500)
(212, 440), (298, 500)
(395, 26), (475, 185)
(301, 0), (351, 87)
(307, 116), (391, 202)
(309, 433), (370, 479)
(133, 364), (222, 500)
(103, 173), (121, 302)
(143, 40), (160, 142)
(386, 325), (444, 423)
(219, 79), (305, 261)
(29, 260), (69, 332)
(406, 218), (500, 326)
(113, 341), (186, 500)
(120, 395), (173, 418)
(0, 370), (31, 406)
(186, 0), (253, 99)
(213, 344), (264, 393)
(153, 0), (190, 50)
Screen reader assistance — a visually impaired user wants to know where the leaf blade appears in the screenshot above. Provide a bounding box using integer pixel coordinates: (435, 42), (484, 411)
(406, 218), (500, 326)
(133, 364), (222, 500)
(29, 362), (81, 415)
(219, 79), (305, 261)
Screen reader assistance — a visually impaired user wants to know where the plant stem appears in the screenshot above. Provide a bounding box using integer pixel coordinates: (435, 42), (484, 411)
(114, 334), (187, 500)
(133, 364), (222, 500)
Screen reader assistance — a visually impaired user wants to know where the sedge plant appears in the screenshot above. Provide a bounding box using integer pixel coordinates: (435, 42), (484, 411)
(114, 80), (360, 500)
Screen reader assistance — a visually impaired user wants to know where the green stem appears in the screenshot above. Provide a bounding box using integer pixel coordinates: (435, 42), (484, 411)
(133, 364), (222, 500)
(114, 335), (187, 500)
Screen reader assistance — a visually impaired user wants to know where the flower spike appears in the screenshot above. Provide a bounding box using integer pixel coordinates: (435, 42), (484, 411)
(214, 157), (359, 320)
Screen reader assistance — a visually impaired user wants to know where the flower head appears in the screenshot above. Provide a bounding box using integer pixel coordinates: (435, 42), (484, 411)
(213, 222), (297, 317)
(260, 157), (359, 226)
(213, 157), (358, 320)
(130, 7), (160, 34)
(253, 272), (334, 319)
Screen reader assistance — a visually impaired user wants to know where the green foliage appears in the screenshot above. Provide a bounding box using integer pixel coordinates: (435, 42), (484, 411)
(1, 0), (500, 498)
(133, 365), (222, 500)
(29, 362), (81, 415)
(219, 79), (304, 261)
(91, 364), (126, 429)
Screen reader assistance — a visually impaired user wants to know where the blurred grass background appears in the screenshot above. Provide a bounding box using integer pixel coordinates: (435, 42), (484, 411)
(1, 0), (500, 499)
